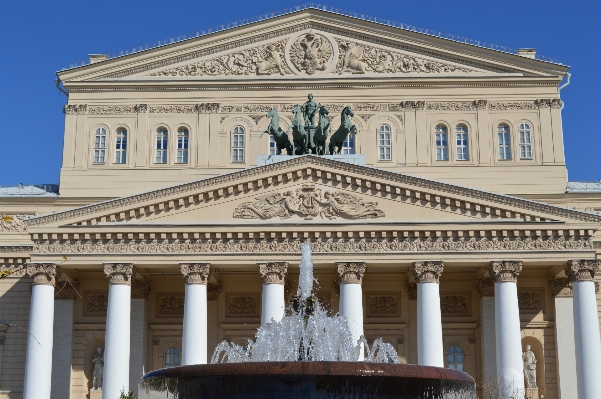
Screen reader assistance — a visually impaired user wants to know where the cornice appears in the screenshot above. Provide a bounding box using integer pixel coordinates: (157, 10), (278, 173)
(25, 157), (601, 228)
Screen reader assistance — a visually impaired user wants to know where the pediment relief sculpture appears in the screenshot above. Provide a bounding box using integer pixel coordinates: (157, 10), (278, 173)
(233, 184), (385, 220)
(288, 31), (335, 75)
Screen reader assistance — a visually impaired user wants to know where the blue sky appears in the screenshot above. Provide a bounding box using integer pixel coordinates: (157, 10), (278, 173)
(0, 0), (599, 186)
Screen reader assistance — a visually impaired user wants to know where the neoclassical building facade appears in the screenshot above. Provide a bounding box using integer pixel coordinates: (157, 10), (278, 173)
(1, 7), (600, 399)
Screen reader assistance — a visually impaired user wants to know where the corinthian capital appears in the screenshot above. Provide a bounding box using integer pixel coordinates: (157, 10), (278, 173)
(489, 261), (522, 283)
(336, 262), (366, 284)
(565, 259), (601, 282)
(103, 263), (134, 285)
(180, 263), (210, 284)
(412, 261), (444, 283)
(258, 262), (288, 285)
(26, 263), (59, 286)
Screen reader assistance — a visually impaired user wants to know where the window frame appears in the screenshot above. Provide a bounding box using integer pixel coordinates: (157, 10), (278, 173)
(268, 134), (277, 156)
(163, 346), (182, 368)
(341, 133), (355, 155)
(497, 123), (512, 161)
(455, 124), (469, 161)
(377, 124), (392, 161)
(518, 122), (533, 160)
(92, 126), (108, 165)
(175, 126), (189, 164)
(446, 345), (465, 371)
(114, 127), (128, 165)
(434, 124), (449, 161)
(232, 125), (246, 163)
(155, 126), (169, 164)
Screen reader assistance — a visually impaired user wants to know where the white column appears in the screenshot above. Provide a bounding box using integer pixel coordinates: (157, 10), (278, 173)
(259, 262), (288, 325)
(51, 281), (77, 399)
(489, 261), (524, 393)
(550, 278), (578, 399)
(102, 263), (134, 399)
(413, 261), (444, 367)
(477, 278), (497, 382)
(565, 260), (601, 399)
(181, 263), (210, 365)
(337, 262), (366, 360)
(23, 264), (58, 399)
(129, 280), (149, 396)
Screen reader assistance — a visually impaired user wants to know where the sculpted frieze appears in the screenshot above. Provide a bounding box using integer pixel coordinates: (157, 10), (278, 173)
(233, 184), (385, 220)
(149, 105), (196, 113)
(334, 38), (475, 75)
(1, 214), (28, 233)
(440, 294), (469, 314)
(426, 102), (476, 111)
(32, 235), (592, 255)
(488, 102), (538, 111)
(88, 105), (137, 115)
(289, 31), (334, 75)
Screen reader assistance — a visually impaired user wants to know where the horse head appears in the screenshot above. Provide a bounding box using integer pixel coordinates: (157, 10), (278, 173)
(342, 106), (354, 118)
(266, 108), (277, 119)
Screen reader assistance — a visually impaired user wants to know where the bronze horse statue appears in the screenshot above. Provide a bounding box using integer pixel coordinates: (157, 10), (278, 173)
(313, 105), (331, 155)
(329, 106), (357, 154)
(260, 109), (292, 155)
(288, 105), (308, 155)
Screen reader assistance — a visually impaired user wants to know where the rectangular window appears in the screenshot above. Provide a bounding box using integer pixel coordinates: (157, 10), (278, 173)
(156, 129), (168, 164)
(342, 135), (355, 155)
(269, 136), (277, 156)
(232, 133), (245, 162)
(93, 128), (107, 164)
(498, 132), (511, 160)
(176, 129), (189, 163)
(435, 133), (448, 161)
(378, 132), (391, 160)
(115, 129), (127, 164)
(455, 126), (469, 161)
(519, 124), (533, 159)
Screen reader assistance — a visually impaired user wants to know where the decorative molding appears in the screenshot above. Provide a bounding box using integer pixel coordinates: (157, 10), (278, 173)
(88, 105), (137, 114)
(489, 260), (522, 283)
(132, 278), (151, 299)
(412, 261), (444, 283)
(208, 283), (221, 300)
(249, 115), (265, 125)
(333, 37), (475, 75)
(63, 104), (88, 115)
(425, 102), (476, 111)
(180, 263), (210, 284)
(226, 293), (259, 317)
(517, 288), (545, 313)
(399, 101), (425, 111)
(149, 105), (196, 113)
(103, 263), (134, 285)
(258, 262), (288, 285)
(474, 100), (488, 110)
(488, 102), (538, 111)
(84, 291), (109, 315)
(475, 278), (494, 297)
(26, 263), (58, 286)
(356, 113), (374, 123)
(0, 245), (32, 253)
(366, 292), (400, 317)
(0, 214), (28, 233)
(0, 264), (27, 278)
(25, 156), (601, 227)
(289, 31), (334, 75)
(565, 259), (601, 282)
(156, 293), (184, 316)
(136, 104), (148, 113)
(534, 99), (561, 109)
(406, 283), (417, 300)
(440, 293), (471, 315)
(233, 184), (385, 220)
(336, 262), (366, 284)
(32, 235), (593, 255)
(549, 278), (572, 297)
(54, 280), (80, 299)
(86, 103), (220, 114)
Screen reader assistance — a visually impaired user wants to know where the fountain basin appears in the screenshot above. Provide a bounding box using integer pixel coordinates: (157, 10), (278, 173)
(139, 361), (476, 399)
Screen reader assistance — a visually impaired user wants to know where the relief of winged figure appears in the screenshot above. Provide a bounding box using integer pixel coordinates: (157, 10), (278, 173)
(339, 42), (368, 74)
(255, 44), (285, 75)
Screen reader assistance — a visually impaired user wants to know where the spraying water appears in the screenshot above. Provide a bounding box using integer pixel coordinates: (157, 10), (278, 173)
(212, 243), (399, 364)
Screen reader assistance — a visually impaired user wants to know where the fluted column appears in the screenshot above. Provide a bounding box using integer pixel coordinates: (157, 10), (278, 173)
(565, 259), (601, 399)
(413, 261), (444, 367)
(102, 263), (134, 399)
(258, 262), (288, 326)
(181, 263), (210, 365)
(337, 262), (366, 360)
(23, 264), (58, 399)
(489, 261), (524, 393)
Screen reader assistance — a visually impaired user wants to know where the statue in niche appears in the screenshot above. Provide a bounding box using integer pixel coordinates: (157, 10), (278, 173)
(522, 345), (537, 388)
(92, 347), (104, 390)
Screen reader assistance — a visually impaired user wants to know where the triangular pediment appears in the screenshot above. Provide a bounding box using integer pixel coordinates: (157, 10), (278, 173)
(26, 156), (600, 230)
(57, 9), (568, 83)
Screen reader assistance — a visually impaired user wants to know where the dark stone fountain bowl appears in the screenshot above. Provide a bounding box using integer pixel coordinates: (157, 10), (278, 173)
(138, 361), (477, 399)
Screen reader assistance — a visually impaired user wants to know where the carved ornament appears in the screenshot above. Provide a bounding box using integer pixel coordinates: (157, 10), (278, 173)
(336, 262), (366, 284)
(367, 293), (399, 316)
(406, 283), (417, 300)
(0, 264), (27, 278)
(289, 31), (334, 75)
(489, 260), (522, 283)
(535, 99), (562, 109)
(474, 100), (488, 110)
(157, 295), (184, 315)
(227, 294), (259, 316)
(488, 102), (537, 111)
(258, 262), (288, 285)
(63, 104), (88, 115)
(564, 259), (601, 282)
(517, 291), (543, 312)
(412, 261), (444, 283)
(476, 278), (494, 297)
(399, 101), (425, 111)
(103, 263), (134, 285)
(26, 263), (58, 286)
(426, 102), (476, 111)
(440, 295), (469, 314)
(233, 185), (385, 220)
(549, 278), (572, 297)
(86, 293), (108, 314)
(0, 214), (28, 233)
(180, 263), (210, 284)
(88, 105), (137, 115)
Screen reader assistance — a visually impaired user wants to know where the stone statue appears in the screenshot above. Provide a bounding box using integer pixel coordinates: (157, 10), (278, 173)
(92, 347), (104, 390)
(522, 345), (537, 388)
(301, 94), (319, 127)
(260, 109), (293, 155)
(256, 44), (285, 76)
(339, 42), (368, 74)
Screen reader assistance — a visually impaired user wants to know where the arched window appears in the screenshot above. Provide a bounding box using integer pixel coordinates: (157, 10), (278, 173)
(455, 125), (469, 161)
(156, 127), (168, 164)
(435, 125), (448, 161)
(163, 347), (181, 368)
(497, 124), (511, 160)
(93, 127), (107, 164)
(176, 127), (189, 164)
(341, 134), (355, 155)
(269, 135), (277, 155)
(115, 128), (127, 164)
(447, 346), (464, 371)
(519, 122), (532, 159)
(232, 126), (245, 162)
(378, 124), (392, 161)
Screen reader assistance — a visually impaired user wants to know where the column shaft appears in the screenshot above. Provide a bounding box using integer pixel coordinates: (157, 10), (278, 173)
(413, 261), (444, 367)
(23, 284), (55, 399)
(51, 298), (75, 399)
(337, 262), (366, 361)
(182, 283), (208, 365)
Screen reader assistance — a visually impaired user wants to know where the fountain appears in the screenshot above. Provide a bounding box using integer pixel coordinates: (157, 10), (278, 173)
(139, 244), (476, 398)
